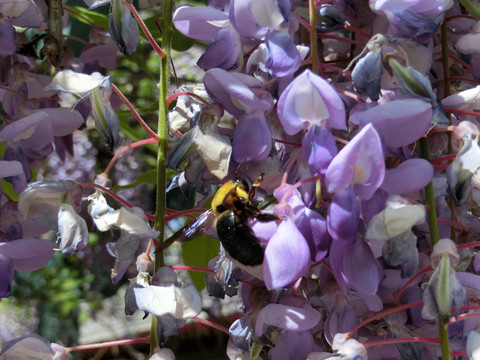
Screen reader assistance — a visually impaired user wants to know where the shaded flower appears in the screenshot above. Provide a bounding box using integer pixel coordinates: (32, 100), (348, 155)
(422, 239), (466, 325)
(0, 160), (27, 193)
(57, 203), (89, 255)
(109, 0), (139, 55)
(18, 180), (82, 230)
(90, 86), (121, 151)
(132, 266), (202, 320)
(88, 200), (159, 239)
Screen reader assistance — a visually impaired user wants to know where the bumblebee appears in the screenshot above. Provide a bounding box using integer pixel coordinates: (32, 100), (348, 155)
(160, 178), (277, 266)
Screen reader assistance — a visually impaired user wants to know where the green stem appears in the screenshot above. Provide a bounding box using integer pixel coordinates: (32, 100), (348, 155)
(419, 137), (440, 246)
(419, 137), (450, 359)
(151, 0), (173, 352)
(460, 0), (480, 18)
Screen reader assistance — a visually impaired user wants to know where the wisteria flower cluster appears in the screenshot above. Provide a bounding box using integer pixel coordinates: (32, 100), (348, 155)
(3, 0), (480, 359)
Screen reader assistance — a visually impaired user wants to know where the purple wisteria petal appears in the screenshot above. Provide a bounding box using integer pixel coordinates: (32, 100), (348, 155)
(0, 160), (27, 193)
(0, 0), (47, 27)
(327, 188), (359, 244)
(302, 124), (338, 176)
(323, 296), (357, 345)
(0, 111), (52, 145)
(0, 253), (14, 297)
(197, 26), (241, 70)
(269, 330), (314, 360)
(299, 207), (331, 262)
(263, 218), (310, 290)
(229, 0), (287, 39)
(232, 113), (272, 162)
(349, 99), (432, 148)
(381, 159), (434, 195)
(37, 108), (84, 136)
(203, 68), (273, 118)
(277, 69), (346, 135)
(254, 303), (320, 336)
(370, 0), (453, 15)
(265, 30), (301, 78)
(0, 238), (54, 272)
(325, 124), (385, 200)
(0, 20), (17, 57)
(173, 5), (229, 41)
(342, 238), (381, 294)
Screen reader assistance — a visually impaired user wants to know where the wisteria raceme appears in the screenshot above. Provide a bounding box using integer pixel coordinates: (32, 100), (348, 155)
(3, 0), (480, 359)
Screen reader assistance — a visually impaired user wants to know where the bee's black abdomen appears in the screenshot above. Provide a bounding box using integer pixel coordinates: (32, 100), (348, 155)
(216, 211), (264, 266)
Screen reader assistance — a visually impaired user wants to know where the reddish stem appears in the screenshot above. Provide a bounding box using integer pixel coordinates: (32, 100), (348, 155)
(443, 107), (480, 118)
(112, 84), (159, 140)
(104, 138), (158, 176)
(66, 338), (150, 352)
(129, 4), (165, 58)
(343, 23), (371, 39)
(391, 266), (432, 304)
(430, 154), (457, 164)
(448, 76), (478, 83)
(193, 317), (230, 335)
(348, 301), (424, 336)
(437, 218), (468, 232)
(457, 241), (480, 250)
(273, 138), (301, 147)
(0, 85), (27, 101)
(363, 337), (440, 349)
(164, 208), (206, 222)
(170, 265), (215, 274)
(166, 91), (210, 106)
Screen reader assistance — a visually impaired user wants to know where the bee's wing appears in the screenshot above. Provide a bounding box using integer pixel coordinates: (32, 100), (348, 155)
(157, 210), (215, 252)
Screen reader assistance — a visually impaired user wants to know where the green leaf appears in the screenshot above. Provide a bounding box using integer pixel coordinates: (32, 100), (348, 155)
(0, 178), (20, 201)
(64, 5), (109, 30)
(171, 27), (195, 52)
(181, 235), (220, 292)
(112, 170), (157, 191)
(250, 342), (264, 360)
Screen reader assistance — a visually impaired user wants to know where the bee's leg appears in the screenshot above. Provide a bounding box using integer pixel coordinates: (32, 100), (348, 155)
(256, 213), (279, 222)
(249, 174), (264, 200)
